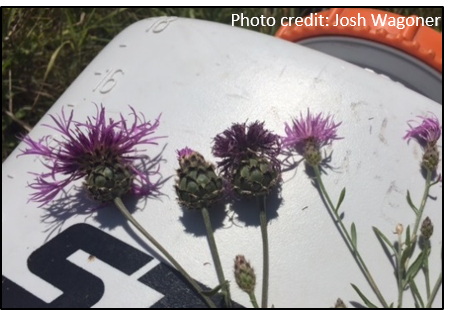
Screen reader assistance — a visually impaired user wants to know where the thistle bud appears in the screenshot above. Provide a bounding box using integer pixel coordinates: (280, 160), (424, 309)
(234, 255), (256, 294)
(175, 148), (224, 210)
(85, 163), (133, 202)
(333, 298), (347, 308)
(420, 217), (434, 240)
(395, 223), (404, 236)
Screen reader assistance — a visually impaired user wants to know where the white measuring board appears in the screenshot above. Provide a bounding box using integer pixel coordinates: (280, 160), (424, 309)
(2, 17), (442, 308)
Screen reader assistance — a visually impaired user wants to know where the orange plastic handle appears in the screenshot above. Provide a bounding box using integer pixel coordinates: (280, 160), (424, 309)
(276, 8), (442, 72)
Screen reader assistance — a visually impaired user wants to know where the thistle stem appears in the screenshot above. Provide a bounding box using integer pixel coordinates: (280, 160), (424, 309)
(396, 232), (404, 307)
(404, 170), (432, 297)
(258, 195), (269, 308)
(312, 166), (389, 308)
(201, 206), (232, 308)
(249, 291), (260, 308)
(412, 170), (432, 241)
(426, 270), (442, 308)
(424, 253), (431, 300)
(113, 197), (217, 308)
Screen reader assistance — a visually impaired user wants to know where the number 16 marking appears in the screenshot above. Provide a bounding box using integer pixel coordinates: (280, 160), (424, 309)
(93, 69), (124, 94)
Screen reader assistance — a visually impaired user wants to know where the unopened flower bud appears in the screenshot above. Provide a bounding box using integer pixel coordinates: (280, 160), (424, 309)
(420, 217), (434, 240)
(396, 223), (404, 236)
(333, 298), (347, 308)
(175, 149), (224, 210)
(234, 255), (256, 294)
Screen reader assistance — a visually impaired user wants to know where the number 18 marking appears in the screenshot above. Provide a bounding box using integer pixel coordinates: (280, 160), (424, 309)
(145, 16), (178, 33)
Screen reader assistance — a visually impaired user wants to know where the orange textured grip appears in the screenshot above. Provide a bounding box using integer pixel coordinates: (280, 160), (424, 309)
(276, 8), (442, 72)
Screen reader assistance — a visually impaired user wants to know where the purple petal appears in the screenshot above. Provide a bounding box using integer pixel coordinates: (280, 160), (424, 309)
(19, 104), (165, 206)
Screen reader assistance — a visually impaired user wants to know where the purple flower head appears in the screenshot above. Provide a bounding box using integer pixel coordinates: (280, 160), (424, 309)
(176, 147), (194, 159)
(404, 113), (441, 173)
(404, 113), (441, 147)
(212, 121), (281, 177)
(20, 104), (164, 206)
(283, 109), (342, 153)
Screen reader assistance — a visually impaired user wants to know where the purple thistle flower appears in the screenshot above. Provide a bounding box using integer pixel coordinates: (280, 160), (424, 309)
(283, 109), (342, 166)
(404, 113), (441, 173)
(176, 147), (194, 159)
(404, 113), (441, 147)
(212, 121), (281, 197)
(212, 121), (281, 177)
(20, 104), (164, 206)
(283, 109), (342, 152)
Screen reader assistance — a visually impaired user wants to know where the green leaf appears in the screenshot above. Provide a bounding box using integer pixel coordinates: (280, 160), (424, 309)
(409, 279), (425, 308)
(43, 41), (73, 82)
(14, 108), (27, 120)
(201, 281), (229, 297)
(351, 223), (357, 248)
(428, 176), (442, 188)
(405, 225), (411, 249)
(389, 302), (394, 308)
(401, 248), (412, 271)
(351, 284), (378, 308)
(373, 227), (396, 253)
(2, 58), (12, 74)
(406, 190), (418, 216)
(399, 226), (413, 269)
(401, 226), (414, 268)
(336, 188), (346, 212)
(406, 251), (425, 282)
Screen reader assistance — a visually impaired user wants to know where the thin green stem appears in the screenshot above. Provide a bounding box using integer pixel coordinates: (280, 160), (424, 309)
(201, 206), (232, 308)
(113, 197), (216, 308)
(404, 171), (432, 288)
(409, 279), (425, 308)
(396, 233), (403, 308)
(412, 170), (433, 241)
(249, 291), (260, 308)
(313, 166), (389, 308)
(258, 195), (269, 308)
(424, 258), (431, 300)
(426, 270), (442, 308)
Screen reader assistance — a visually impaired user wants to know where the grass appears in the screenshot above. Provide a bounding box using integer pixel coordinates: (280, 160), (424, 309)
(1, 8), (442, 162)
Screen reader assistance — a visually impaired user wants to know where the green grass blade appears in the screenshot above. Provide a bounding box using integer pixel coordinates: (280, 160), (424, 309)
(351, 284), (378, 308)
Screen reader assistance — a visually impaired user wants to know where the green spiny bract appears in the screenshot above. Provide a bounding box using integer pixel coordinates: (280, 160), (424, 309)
(422, 142), (439, 172)
(232, 156), (280, 197)
(175, 152), (224, 210)
(85, 163), (133, 202)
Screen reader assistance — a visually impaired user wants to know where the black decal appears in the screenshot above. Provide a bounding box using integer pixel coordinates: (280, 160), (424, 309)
(3, 223), (152, 308)
(3, 223), (242, 308)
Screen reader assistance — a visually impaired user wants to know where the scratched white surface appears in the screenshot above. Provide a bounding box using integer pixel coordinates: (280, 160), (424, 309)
(2, 17), (442, 308)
